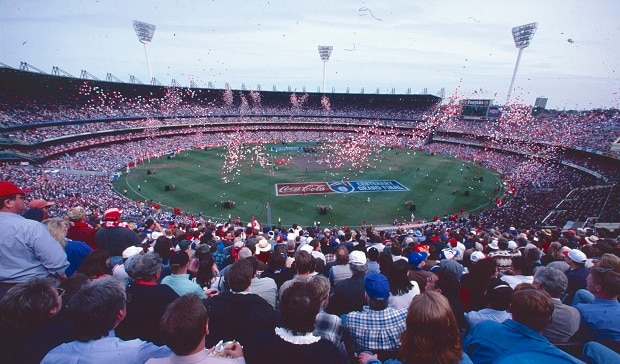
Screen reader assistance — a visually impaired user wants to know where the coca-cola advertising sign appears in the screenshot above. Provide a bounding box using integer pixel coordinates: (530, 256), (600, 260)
(275, 180), (408, 196)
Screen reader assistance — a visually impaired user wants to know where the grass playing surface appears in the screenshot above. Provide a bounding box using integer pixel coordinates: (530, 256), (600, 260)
(114, 143), (503, 228)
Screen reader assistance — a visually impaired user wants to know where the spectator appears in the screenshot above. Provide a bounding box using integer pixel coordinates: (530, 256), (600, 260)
(359, 291), (473, 364)
(42, 217), (92, 277)
(311, 275), (345, 348)
(344, 273), (407, 353)
(464, 278), (512, 328)
(388, 259), (420, 310)
(460, 255), (497, 311)
(95, 207), (142, 267)
(326, 250), (368, 316)
(161, 251), (206, 297)
(0, 278), (73, 364)
(115, 252), (179, 345)
(41, 277), (171, 363)
(244, 280), (343, 364)
(279, 250), (316, 300)
(532, 266), (580, 343)
(77, 249), (111, 279)
(66, 206), (97, 250)
(464, 287), (582, 364)
(328, 245), (352, 287)
(426, 269), (468, 334)
(564, 249), (589, 303)
(500, 255), (535, 289)
(0, 181), (69, 299)
(146, 294), (245, 364)
(203, 258), (275, 348)
(573, 267), (620, 342)
(247, 256), (277, 309)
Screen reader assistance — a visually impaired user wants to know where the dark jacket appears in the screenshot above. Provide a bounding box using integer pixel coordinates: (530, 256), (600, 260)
(95, 226), (142, 256)
(326, 272), (366, 316)
(203, 291), (276, 347)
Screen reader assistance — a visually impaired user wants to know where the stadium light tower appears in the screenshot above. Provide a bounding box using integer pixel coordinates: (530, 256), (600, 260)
(506, 22), (537, 105)
(133, 20), (156, 84)
(318, 45), (333, 93)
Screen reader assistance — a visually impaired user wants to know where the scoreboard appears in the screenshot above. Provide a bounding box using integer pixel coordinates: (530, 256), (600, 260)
(460, 99), (500, 120)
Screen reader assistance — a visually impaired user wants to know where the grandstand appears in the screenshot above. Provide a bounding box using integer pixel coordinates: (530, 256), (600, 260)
(1, 67), (619, 230)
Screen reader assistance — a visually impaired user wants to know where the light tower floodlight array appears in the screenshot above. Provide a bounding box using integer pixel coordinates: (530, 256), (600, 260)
(318, 45), (333, 93)
(133, 20), (156, 43)
(133, 20), (156, 84)
(506, 22), (537, 104)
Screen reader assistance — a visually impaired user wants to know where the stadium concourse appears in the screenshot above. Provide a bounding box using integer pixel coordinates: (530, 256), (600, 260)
(0, 67), (619, 363)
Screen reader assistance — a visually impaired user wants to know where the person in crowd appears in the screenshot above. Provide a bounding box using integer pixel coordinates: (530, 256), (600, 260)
(279, 250), (316, 299)
(464, 278), (512, 328)
(244, 280), (344, 364)
(203, 258), (275, 348)
(327, 250), (369, 316)
(500, 255), (535, 289)
(311, 275), (345, 348)
(191, 244), (224, 292)
(328, 245), (353, 287)
(564, 249), (590, 303)
(459, 255), (497, 311)
(161, 251), (206, 297)
(95, 207), (142, 267)
(344, 273), (407, 354)
(66, 206), (97, 250)
(41, 276), (171, 363)
(42, 217), (92, 277)
(540, 241), (565, 266)
(488, 237), (513, 274)
(146, 294), (245, 364)
(77, 249), (111, 279)
(261, 246), (294, 289)
(0, 278), (73, 364)
(532, 266), (580, 343)
(573, 267), (620, 343)
(246, 256), (277, 309)
(115, 252), (179, 345)
(366, 247), (381, 274)
(463, 286), (583, 364)
(358, 291), (473, 364)
(388, 259), (420, 310)
(426, 269), (468, 334)
(0, 181), (69, 299)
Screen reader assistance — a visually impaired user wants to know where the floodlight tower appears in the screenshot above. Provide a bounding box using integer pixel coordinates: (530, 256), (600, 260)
(318, 45), (333, 93)
(133, 20), (156, 84)
(506, 22), (537, 104)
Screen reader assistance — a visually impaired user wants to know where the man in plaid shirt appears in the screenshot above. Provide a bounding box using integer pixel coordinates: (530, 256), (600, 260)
(343, 273), (407, 352)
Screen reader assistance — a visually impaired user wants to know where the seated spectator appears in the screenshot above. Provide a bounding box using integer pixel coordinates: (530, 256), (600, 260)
(203, 258), (275, 348)
(564, 249), (589, 303)
(244, 280), (344, 364)
(573, 267), (620, 342)
(260, 246), (294, 289)
(532, 266), (580, 343)
(464, 286), (582, 364)
(344, 273), (407, 353)
(464, 278), (512, 328)
(95, 207), (142, 267)
(77, 249), (111, 279)
(311, 275), (345, 347)
(500, 255), (535, 289)
(115, 252), (179, 345)
(426, 269), (468, 334)
(460, 256), (497, 311)
(245, 257), (277, 309)
(42, 217), (92, 277)
(0, 278), (73, 364)
(161, 251), (205, 297)
(146, 294), (244, 364)
(279, 250), (316, 300)
(328, 245), (352, 287)
(359, 291), (473, 364)
(326, 250), (368, 316)
(66, 206), (97, 250)
(388, 259), (420, 310)
(42, 276), (170, 363)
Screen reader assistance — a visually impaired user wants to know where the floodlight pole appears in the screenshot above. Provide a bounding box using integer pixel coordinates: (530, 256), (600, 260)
(506, 22), (537, 105)
(133, 20), (156, 84)
(318, 46), (333, 93)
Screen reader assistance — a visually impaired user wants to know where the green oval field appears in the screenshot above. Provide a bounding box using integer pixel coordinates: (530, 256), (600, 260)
(114, 143), (503, 228)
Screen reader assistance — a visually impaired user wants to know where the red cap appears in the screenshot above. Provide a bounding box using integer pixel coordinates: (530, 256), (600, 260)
(103, 207), (122, 221)
(0, 181), (32, 198)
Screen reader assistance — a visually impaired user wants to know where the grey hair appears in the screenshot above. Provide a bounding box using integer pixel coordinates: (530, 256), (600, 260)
(350, 262), (368, 274)
(124, 252), (162, 280)
(312, 275), (330, 301)
(533, 266), (568, 298)
(238, 247), (253, 260)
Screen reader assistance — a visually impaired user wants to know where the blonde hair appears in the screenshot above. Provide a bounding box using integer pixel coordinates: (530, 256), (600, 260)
(42, 217), (68, 248)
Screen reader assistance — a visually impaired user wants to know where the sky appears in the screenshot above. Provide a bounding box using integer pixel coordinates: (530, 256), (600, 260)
(1, 0), (619, 110)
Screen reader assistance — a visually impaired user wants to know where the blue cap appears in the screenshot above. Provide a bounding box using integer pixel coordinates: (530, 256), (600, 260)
(364, 273), (390, 300)
(408, 251), (428, 266)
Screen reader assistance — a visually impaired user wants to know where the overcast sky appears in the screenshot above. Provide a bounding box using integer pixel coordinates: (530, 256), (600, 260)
(1, 0), (619, 110)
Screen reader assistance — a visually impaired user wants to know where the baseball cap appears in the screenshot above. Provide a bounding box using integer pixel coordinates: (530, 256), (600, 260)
(0, 181), (32, 198)
(349, 250), (367, 265)
(567, 249), (587, 264)
(103, 207), (122, 221)
(170, 251), (190, 267)
(28, 199), (55, 209)
(408, 252), (428, 267)
(364, 273), (390, 300)
(470, 251), (487, 263)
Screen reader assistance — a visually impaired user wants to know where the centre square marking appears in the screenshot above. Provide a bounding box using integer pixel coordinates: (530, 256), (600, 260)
(275, 180), (409, 196)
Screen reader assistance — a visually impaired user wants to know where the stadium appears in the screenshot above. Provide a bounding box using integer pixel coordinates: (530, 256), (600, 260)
(2, 3), (620, 361)
(0, 66), (618, 231)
